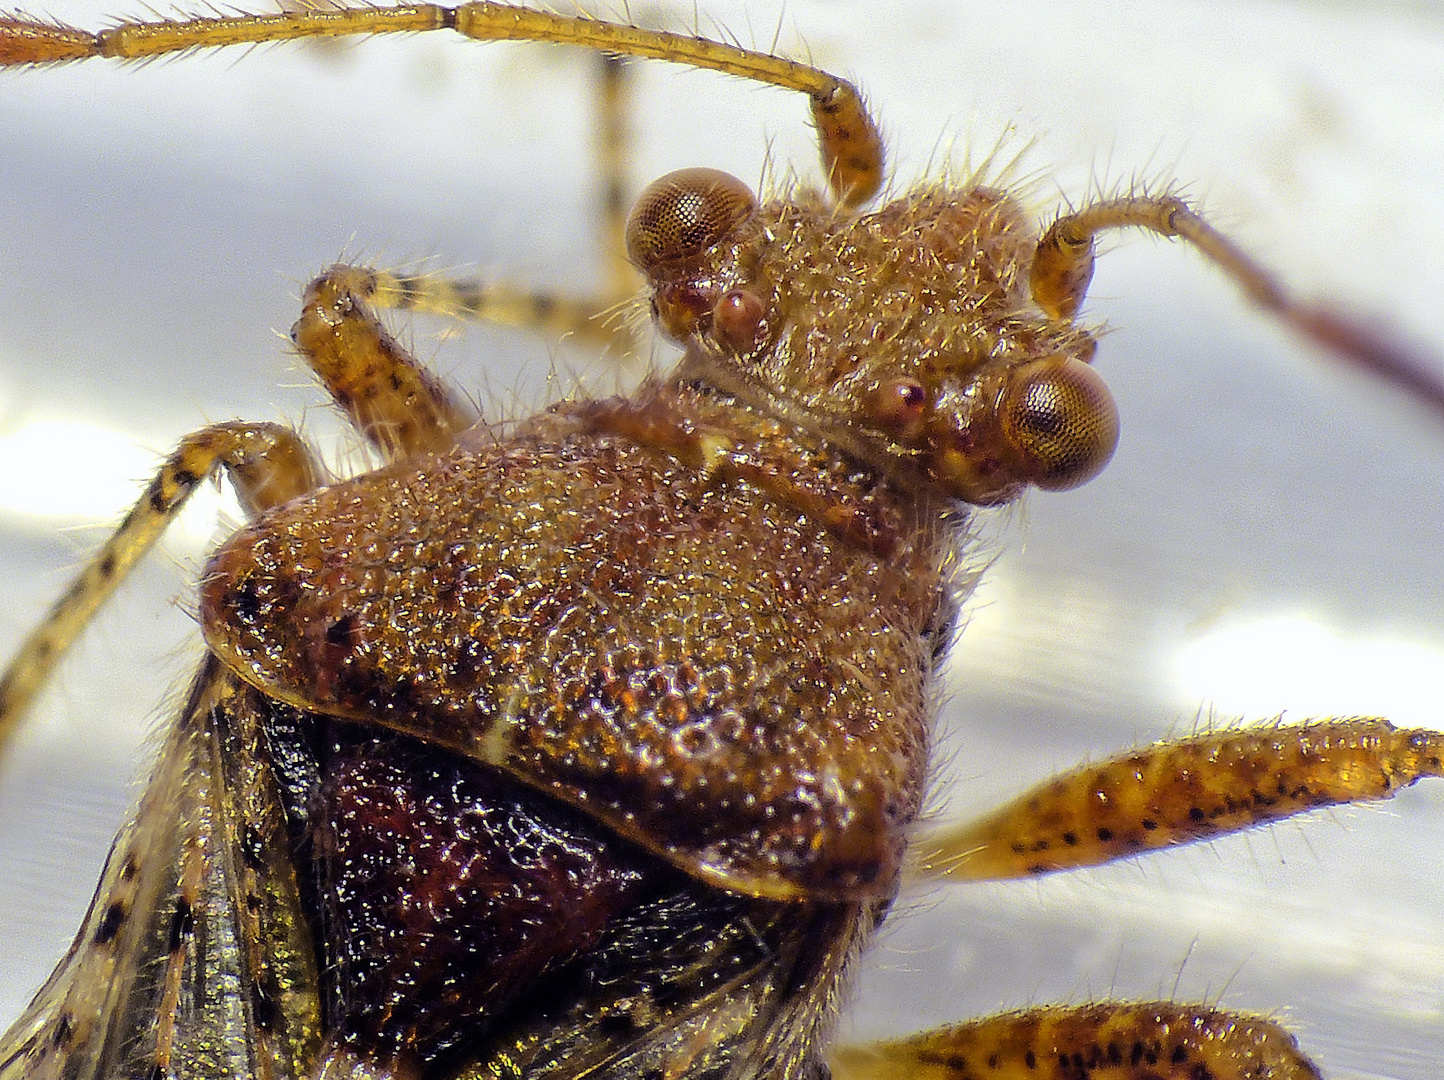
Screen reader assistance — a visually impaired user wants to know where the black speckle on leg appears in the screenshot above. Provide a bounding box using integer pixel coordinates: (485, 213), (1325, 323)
(94, 901), (126, 945)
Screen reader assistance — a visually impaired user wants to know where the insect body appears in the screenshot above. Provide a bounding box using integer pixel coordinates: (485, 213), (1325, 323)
(1, 4), (1443, 1080)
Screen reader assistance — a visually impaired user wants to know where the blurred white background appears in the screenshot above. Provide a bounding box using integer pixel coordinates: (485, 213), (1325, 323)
(1, 1), (1442, 1077)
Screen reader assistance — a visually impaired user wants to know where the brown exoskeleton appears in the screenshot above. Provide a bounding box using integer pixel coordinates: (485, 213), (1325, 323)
(2, 2), (1444, 1080)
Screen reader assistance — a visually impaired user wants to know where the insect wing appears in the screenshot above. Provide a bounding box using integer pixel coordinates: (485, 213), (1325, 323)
(0, 658), (321, 1080)
(452, 894), (871, 1080)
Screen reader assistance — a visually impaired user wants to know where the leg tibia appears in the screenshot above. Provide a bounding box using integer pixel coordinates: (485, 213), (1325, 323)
(912, 719), (1444, 882)
(831, 1002), (1322, 1080)
(0, 422), (320, 752)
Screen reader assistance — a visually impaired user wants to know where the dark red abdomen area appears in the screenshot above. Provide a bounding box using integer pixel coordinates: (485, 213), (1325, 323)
(312, 726), (649, 1069)
(267, 712), (874, 1080)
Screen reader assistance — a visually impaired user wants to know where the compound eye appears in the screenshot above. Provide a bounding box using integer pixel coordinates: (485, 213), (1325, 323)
(626, 168), (757, 273)
(1001, 357), (1119, 491)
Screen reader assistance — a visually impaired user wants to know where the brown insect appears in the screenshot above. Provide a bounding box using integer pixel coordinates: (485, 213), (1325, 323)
(2, 2), (1444, 1080)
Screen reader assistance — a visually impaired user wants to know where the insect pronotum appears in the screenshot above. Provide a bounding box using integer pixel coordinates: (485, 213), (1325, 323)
(1, 1), (1443, 1078)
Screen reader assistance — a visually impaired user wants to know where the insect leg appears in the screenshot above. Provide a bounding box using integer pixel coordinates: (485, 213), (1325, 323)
(909, 718), (1444, 883)
(445, 5), (883, 206)
(0, 6), (883, 206)
(0, 422), (322, 753)
(596, 54), (637, 306)
(830, 1002), (1324, 1080)
(335, 54), (643, 357)
(293, 266), (480, 460)
(1031, 195), (1444, 414)
(353, 267), (632, 345)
